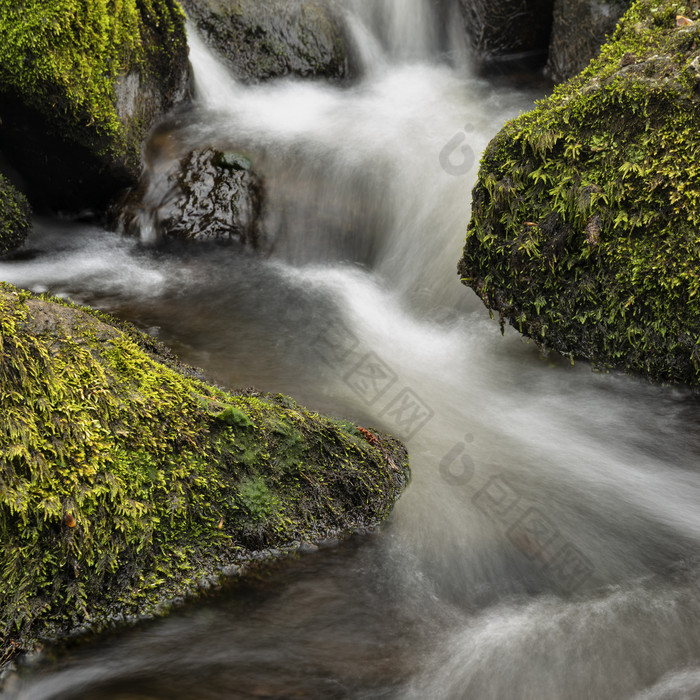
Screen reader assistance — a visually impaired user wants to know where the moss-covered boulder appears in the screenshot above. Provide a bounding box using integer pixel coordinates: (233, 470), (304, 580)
(0, 174), (31, 256)
(545, 0), (632, 82)
(0, 284), (409, 667)
(459, 0), (700, 386)
(0, 0), (191, 212)
(181, 0), (353, 82)
(457, 0), (554, 71)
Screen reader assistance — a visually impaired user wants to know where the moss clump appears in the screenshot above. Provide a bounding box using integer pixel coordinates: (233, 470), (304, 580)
(460, 0), (700, 385)
(0, 0), (189, 209)
(0, 175), (31, 256)
(0, 284), (409, 666)
(216, 405), (254, 428)
(238, 477), (280, 523)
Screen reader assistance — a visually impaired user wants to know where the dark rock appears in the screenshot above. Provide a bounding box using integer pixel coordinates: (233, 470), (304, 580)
(0, 1), (191, 213)
(117, 146), (265, 249)
(459, 0), (700, 386)
(181, 0), (353, 82)
(545, 0), (632, 82)
(0, 173), (31, 256)
(457, 0), (555, 72)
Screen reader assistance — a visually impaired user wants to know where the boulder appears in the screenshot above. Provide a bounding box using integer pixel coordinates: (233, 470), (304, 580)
(457, 0), (555, 71)
(0, 283), (409, 670)
(0, 173), (31, 256)
(181, 0), (353, 82)
(117, 146), (265, 249)
(459, 0), (700, 385)
(0, 0), (191, 213)
(545, 0), (632, 82)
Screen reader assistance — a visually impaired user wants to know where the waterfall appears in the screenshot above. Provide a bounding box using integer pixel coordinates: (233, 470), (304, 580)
(346, 0), (441, 61)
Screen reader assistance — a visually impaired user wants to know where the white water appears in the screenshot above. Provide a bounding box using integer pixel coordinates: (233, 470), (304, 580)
(3, 1), (700, 698)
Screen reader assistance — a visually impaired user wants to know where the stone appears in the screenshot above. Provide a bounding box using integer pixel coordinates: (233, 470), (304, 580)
(0, 173), (31, 256)
(457, 0), (555, 72)
(117, 147), (265, 249)
(0, 0), (191, 213)
(181, 0), (353, 82)
(545, 0), (633, 82)
(459, 0), (700, 386)
(0, 283), (410, 670)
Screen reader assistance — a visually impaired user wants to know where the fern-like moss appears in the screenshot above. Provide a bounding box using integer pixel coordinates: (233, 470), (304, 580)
(0, 284), (409, 666)
(460, 0), (700, 385)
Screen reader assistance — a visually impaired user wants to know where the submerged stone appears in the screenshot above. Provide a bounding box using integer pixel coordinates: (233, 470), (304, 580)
(459, 0), (700, 386)
(457, 0), (555, 72)
(545, 0), (632, 82)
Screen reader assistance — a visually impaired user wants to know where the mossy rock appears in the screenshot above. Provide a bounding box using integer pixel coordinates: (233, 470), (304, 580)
(460, 0), (700, 386)
(0, 283), (409, 668)
(0, 0), (191, 212)
(0, 173), (31, 256)
(181, 0), (353, 82)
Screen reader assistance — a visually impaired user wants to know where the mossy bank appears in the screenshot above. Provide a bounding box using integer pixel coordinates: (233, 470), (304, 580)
(0, 0), (190, 211)
(460, 0), (700, 386)
(0, 284), (409, 671)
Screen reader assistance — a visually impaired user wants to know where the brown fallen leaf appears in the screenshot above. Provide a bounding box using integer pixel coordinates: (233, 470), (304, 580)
(677, 15), (694, 26)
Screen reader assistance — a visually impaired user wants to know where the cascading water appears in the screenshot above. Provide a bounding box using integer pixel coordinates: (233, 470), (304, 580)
(3, 0), (700, 698)
(345, 0), (442, 62)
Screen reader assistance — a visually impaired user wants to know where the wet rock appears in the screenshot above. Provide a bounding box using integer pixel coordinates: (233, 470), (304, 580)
(459, 0), (700, 386)
(457, 0), (555, 72)
(546, 0), (632, 82)
(0, 173), (31, 256)
(0, 283), (410, 671)
(118, 147), (265, 249)
(0, 1), (191, 213)
(181, 0), (353, 82)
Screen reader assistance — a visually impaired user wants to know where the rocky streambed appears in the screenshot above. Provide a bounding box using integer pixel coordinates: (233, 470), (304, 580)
(1, 0), (700, 696)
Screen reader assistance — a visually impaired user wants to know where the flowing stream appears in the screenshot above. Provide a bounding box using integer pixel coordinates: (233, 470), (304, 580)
(4, 1), (700, 698)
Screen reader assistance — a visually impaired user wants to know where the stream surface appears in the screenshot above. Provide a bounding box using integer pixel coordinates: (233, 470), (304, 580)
(3, 2), (700, 698)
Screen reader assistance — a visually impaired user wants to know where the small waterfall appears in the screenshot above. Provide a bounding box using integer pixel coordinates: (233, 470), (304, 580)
(182, 22), (532, 315)
(344, 0), (469, 67)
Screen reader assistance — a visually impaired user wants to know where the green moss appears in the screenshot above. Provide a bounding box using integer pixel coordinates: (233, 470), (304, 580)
(460, 0), (700, 385)
(238, 477), (280, 523)
(0, 175), (31, 256)
(0, 0), (187, 171)
(215, 405), (254, 428)
(0, 284), (409, 664)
